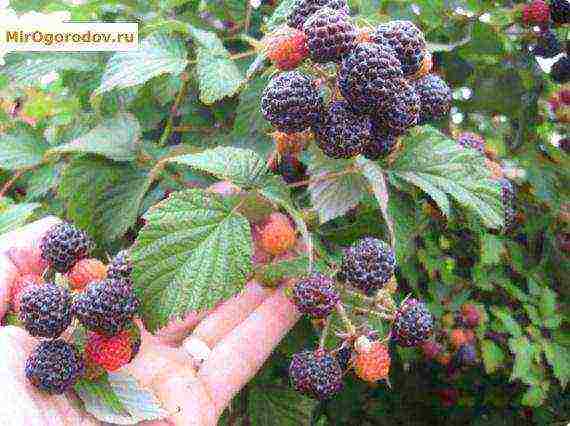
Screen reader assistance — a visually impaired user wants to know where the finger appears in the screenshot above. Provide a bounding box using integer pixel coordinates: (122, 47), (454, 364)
(1, 216), (61, 276)
(0, 254), (19, 319)
(198, 285), (300, 416)
(0, 326), (98, 426)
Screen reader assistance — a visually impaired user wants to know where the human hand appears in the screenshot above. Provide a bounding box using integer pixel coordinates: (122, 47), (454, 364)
(0, 217), (300, 426)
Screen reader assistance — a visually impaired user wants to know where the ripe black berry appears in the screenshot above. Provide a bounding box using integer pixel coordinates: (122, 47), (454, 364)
(550, 0), (570, 24)
(374, 79), (420, 135)
(334, 345), (353, 372)
(287, 0), (349, 30)
(551, 55), (570, 84)
(303, 7), (356, 63)
(289, 349), (344, 400)
(40, 222), (93, 273)
(371, 20), (427, 77)
(338, 42), (403, 114)
(19, 283), (72, 339)
(72, 278), (139, 336)
(532, 30), (562, 58)
(500, 178), (516, 231)
(25, 340), (84, 394)
(456, 132), (486, 154)
(107, 250), (133, 285)
(414, 74), (452, 124)
(314, 100), (370, 158)
(292, 273), (340, 319)
(363, 123), (398, 160)
(454, 344), (478, 367)
(340, 237), (397, 295)
(392, 298), (434, 347)
(261, 71), (323, 133)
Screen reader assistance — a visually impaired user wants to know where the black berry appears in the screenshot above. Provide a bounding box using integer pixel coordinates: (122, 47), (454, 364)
(289, 349), (344, 400)
(287, 0), (349, 30)
(19, 283), (72, 339)
(292, 273), (340, 319)
(303, 7), (356, 63)
(392, 298), (434, 347)
(414, 74), (452, 125)
(40, 222), (92, 273)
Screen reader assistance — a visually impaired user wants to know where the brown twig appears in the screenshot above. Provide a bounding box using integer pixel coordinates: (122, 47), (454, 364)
(0, 169), (26, 198)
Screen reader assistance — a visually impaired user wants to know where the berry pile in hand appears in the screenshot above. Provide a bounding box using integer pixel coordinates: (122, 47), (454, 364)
(261, 0), (452, 161)
(16, 222), (140, 395)
(520, 0), (570, 84)
(287, 236), (434, 400)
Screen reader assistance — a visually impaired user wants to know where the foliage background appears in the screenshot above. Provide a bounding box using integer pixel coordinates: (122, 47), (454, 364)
(0, 0), (568, 424)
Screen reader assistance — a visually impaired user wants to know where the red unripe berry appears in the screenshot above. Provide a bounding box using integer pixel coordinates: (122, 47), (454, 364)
(85, 331), (133, 372)
(265, 27), (309, 71)
(67, 259), (107, 291)
(421, 340), (443, 360)
(354, 338), (391, 383)
(461, 304), (481, 328)
(258, 212), (297, 256)
(521, 0), (551, 26)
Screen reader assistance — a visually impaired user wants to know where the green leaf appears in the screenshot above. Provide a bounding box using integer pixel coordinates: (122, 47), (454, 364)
(132, 189), (252, 331)
(49, 114), (140, 162)
(357, 157), (395, 247)
(543, 341), (570, 388)
(94, 33), (188, 96)
(169, 147), (269, 188)
(188, 26), (244, 105)
(0, 132), (47, 171)
(490, 306), (522, 337)
(481, 339), (505, 374)
(248, 384), (318, 426)
(74, 373), (167, 425)
(481, 234), (504, 265)
(3, 53), (98, 86)
(59, 158), (152, 243)
(509, 336), (540, 384)
(521, 385), (548, 407)
(0, 203), (41, 235)
(265, 0), (297, 31)
(390, 127), (503, 229)
(255, 255), (311, 287)
(307, 148), (367, 223)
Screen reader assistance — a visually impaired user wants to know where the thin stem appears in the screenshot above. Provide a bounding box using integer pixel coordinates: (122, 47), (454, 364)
(158, 76), (190, 146)
(0, 169), (25, 198)
(288, 167), (358, 188)
(354, 307), (394, 321)
(230, 50), (257, 60)
(318, 317), (331, 350)
(336, 303), (356, 335)
(244, 1), (253, 34)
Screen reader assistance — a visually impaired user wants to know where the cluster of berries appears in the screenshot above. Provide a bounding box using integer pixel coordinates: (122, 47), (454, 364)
(15, 222), (140, 395)
(521, 0), (570, 84)
(454, 132), (516, 232)
(548, 86), (570, 122)
(288, 237), (434, 400)
(261, 0), (452, 163)
(422, 304), (482, 373)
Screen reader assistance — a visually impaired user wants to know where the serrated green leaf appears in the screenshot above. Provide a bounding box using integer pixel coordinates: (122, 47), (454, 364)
(307, 148), (367, 223)
(509, 336), (540, 384)
(94, 33), (188, 96)
(265, 0), (296, 31)
(3, 53), (98, 86)
(490, 306), (522, 337)
(132, 189), (252, 331)
(248, 384), (318, 425)
(542, 341), (570, 388)
(188, 26), (244, 105)
(0, 132), (47, 171)
(0, 202), (40, 235)
(255, 255), (311, 287)
(390, 126), (503, 229)
(357, 157), (395, 247)
(521, 385), (548, 407)
(49, 114), (140, 162)
(59, 158), (152, 243)
(481, 339), (505, 374)
(481, 234), (504, 265)
(169, 147), (269, 188)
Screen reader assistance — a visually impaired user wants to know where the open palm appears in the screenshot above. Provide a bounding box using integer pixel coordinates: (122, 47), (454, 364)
(0, 217), (300, 426)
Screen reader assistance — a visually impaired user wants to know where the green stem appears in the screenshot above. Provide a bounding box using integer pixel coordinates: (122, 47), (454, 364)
(318, 317), (331, 350)
(336, 303), (356, 335)
(158, 76), (190, 147)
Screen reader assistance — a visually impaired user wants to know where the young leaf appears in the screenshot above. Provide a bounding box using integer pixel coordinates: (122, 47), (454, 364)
(49, 114), (141, 162)
(59, 158), (152, 243)
(94, 33), (188, 96)
(481, 339), (505, 374)
(389, 126), (503, 229)
(307, 149), (367, 223)
(0, 203), (41, 235)
(0, 132), (47, 171)
(132, 189), (252, 331)
(187, 26), (245, 105)
(356, 157), (396, 247)
(169, 147), (269, 188)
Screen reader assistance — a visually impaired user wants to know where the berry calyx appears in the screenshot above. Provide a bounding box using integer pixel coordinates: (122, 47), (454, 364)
(392, 298), (434, 347)
(340, 237), (397, 295)
(19, 283), (72, 339)
(354, 339), (391, 383)
(258, 212), (297, 256)
(85, 331), (133, 372)
(289, 349), (344, 400)
(292, 273), (340, 319)
(68, 258), (108, 291)
(25, 339), (84, 394)
(40, 222), (93, 273)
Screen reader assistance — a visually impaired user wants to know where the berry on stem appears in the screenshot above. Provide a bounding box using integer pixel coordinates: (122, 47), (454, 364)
(19, 283), (72, 339)
(40, 222), (92, 273)
(85, 331), (133, 372)
(456, 132), (486, 154)
(289, 349), (344, 400)
(68, 258), (108, 291)
(287, 0), (349, 30)
(258, 212), (297, 256)
(414, 74), (452, 124)
(265, 27), (309, 71)
(354, 340), (391, 383)
(107, 250), (133, 284)
(303, 7), (356, 63)
(292, 273), (340, 319)
(392, 298), (434, 347)
(521, 0), (551, 26)
(550, 0), (570, 24)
